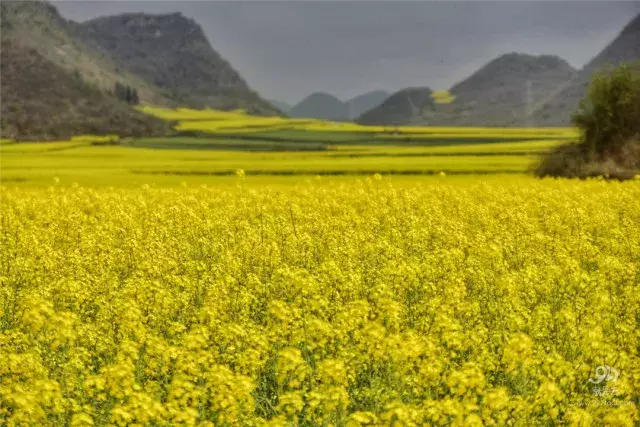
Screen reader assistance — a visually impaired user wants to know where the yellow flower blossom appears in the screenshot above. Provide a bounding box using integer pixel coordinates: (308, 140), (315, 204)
(0, 180), (638, 425)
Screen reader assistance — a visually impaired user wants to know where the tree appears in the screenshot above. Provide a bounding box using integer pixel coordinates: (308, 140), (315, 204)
(125, 86), (132, 104)
(571, 64), (640, 160)
(113, 82), (139, 105)
(131, 88), (139, 105)
(535, 63), (640, 179)
(115, 82), (126, 101)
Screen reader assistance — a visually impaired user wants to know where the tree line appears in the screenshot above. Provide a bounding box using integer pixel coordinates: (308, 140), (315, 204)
(113, 82), (139, 105)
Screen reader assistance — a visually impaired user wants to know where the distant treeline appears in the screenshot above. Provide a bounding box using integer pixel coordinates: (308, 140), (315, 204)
(113, 82), (139, 105)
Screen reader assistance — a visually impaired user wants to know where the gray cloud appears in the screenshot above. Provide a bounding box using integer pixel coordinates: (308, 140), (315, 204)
(54, 1), (639, 104)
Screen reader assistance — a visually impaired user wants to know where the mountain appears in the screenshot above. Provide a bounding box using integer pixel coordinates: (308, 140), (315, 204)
(534, 13), (640, 126)
(77, 12), (280, 116)
(289, 92), (348, 121)
(289, 90), (389, 121)
(357, 88), (434, 125)
(438, 53), (577, 126)
(0, 1), (169, 140)
(344, 91), (389, 120)
(1, 1), (172, 106)
(268, 100), (292, 114)
(356, 55), (576, 126)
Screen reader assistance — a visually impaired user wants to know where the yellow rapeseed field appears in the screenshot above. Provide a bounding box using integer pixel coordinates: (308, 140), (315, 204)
(430, 91), (456, 104)
(137, 106), (578, 139)
(1, 177), (639, 426)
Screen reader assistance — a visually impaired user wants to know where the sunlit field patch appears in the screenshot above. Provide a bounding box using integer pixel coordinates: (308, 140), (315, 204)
(431, 90), (456, 104)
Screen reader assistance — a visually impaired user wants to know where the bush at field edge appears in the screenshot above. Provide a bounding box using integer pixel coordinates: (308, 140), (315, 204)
(535, 64), (640, 180)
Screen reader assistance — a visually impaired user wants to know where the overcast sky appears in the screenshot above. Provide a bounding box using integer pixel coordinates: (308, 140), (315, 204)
(54, 1), (639, 104)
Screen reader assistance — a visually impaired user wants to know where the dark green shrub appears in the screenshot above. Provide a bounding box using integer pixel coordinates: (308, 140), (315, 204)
(573, 65), (640, 159)
(536, 64), (640, 179)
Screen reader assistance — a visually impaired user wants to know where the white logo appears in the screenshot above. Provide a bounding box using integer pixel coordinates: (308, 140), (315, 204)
(572, 365), (628, 406)
(588, 365), (619, 384)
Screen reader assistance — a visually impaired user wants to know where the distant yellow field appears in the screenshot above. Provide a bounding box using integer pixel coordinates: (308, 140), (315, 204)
(431, 90), (455, 104)
(2, 108), (581, 187)
(138, 106), (579, 139)
(70, 134), (119, 143)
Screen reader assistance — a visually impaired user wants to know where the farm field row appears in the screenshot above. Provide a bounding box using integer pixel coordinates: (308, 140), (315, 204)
(0, 138), (560, 187)
(138, 107), (579, 140)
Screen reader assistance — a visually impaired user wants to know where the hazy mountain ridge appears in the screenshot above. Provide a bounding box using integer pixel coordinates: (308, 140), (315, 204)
(1, 0), (284, 139)
(78, 12), (280, 116)
(534, 13), (640, 126)
(356, 13), (639, 127)
(438, 53), (577, 126)
(345, 91), (390, 119)
(0, 1), (170, 140)
(1, 1), (172, 106)
(449, 54), (576, 101)
(357, 54), (577, 126)
(584, 13), (640, 75)
(268, 100), (292, 114)
(289, 93), (347, 121)
(3, 1), (637, 137)
(0, 39), (170, 140)
(289, 90), (389, 121)
(357, 88), (434, 125)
